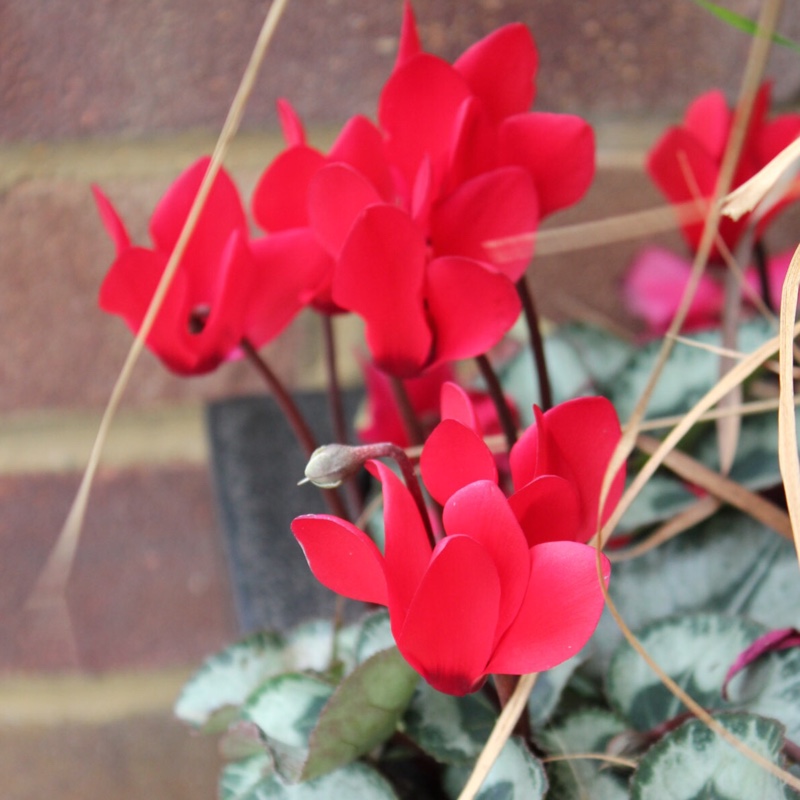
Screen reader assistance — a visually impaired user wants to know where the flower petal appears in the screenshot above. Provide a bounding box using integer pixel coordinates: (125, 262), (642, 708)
(369, 459), (432, 631)
(252, 145), (327, 231)
(431, 166), (538, 281)
(420, 419), (497, 506)
(291, 514), (388, 605)
(454, 23), (537, 123)
(276, 98), (306, 146)
(440, 381), (480, 431)
(308, 163), (383, 256)
(500, 113), (595, 218)
(508, 475), (582, 546)
(443, 481), (530, 637)
(328, 115), (394, 201)
(333, 204), (432, 377)
(396, 534), (500, 695)
(395, 0), (422, 68)
(425, 256), (520, 367)
(92, 185), (130, 253)
(487, 542), (609, 674)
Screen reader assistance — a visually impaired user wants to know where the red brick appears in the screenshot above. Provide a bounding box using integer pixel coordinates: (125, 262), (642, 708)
(2, 1), (799, 142)
(1, 465), (239, 672)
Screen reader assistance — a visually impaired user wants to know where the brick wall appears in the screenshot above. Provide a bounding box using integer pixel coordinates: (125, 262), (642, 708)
(2, 1), (799, 796)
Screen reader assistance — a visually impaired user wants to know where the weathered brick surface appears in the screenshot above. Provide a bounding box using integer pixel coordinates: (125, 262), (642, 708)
(1, 465), (238, 672)
(0, 712), (223, 800)
(2, 1), (799, 143)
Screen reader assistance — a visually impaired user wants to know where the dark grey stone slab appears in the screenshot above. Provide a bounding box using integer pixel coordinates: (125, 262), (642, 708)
(206, 390), (363, 633)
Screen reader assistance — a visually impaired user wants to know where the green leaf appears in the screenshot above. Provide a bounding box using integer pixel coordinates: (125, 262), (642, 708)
(242, 673), (334, 782)
(630, 712), (799, 799)
(607, 614), (767, 731)
(689, 0), (800, 53)
(174, 632), (286, 732)
(609, 317), (773, 422)
(590, 510), (800, 673)
(234, 761), (399, 799)
(403, 680), (498, 764)
(528, 655), (584, 728)
(219, 753), (274, 800)
(536, 708), (629, 800)
(301, 647), (419, 782)
(728, 641), (800, 743)
(355, 609), (395, 663)
(443, 737), (548, 800)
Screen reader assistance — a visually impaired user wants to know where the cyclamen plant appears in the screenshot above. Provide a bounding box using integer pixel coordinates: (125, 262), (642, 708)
(90, 3), (800, 799)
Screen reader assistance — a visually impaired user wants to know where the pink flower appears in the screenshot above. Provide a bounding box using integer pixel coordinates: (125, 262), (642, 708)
(95, 157), (327, 375)
(647, 84), (800, 260)
(292, 392), (621, 695)
(623, 245), (795, 335)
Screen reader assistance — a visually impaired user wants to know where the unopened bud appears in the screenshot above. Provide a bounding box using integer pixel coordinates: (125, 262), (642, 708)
(300, 444), (363, 489)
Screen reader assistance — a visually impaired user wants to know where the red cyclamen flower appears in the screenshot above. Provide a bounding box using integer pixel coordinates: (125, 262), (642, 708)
(95, 157), (327, 375)
(292, 390), (622, 695)
(647, 84), (800, 260)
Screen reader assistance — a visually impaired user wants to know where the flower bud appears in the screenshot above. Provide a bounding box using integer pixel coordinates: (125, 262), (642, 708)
(301, 444), (364, 489)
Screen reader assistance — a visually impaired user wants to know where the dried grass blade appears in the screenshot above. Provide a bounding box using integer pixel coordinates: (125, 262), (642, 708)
(777, 243), (800, 566)
(25, 0), (292, 615)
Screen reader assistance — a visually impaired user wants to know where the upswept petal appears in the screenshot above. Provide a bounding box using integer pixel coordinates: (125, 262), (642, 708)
(420, 419), (497, 506)
(395, 0), (422, 68)
(431, 166), (538, 281)
(446, 96), (499, 188)
(623, 246), (725, 334)
(149, 158), (247, 273)
(499, 113), (595, 218)
(368, 460), (433, 630)
(511, 398), (624, 539)
(252, 146), (327, 231)
(328, 115), (394, 201)
(454, 23), (537, 124)
(425, 256), (520, 368)
(440, 381), (480, 431)
(487, 542), (609, 674)
(683, 90), (730, 159)
(443, 481), (530, 637)
(379, 53), (471, 194)
(276, 98), (306, 146)
(291, 515), (388, 605)
(395, 534), (500, 696)
(508, 475), (582, 546)
(333, 204), (432, 377)
(92, 186), (130, 253)
(245, 229), (331, 346)
(308, 163), (383, 256)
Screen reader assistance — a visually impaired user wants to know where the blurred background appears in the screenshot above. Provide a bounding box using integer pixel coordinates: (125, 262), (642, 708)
(2, 1), (800, 796)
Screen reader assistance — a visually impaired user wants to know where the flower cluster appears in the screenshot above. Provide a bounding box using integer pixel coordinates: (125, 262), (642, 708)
(95, 2), (594, 379)
(625, 84), (800, 334)
(293, 388), (624, 695)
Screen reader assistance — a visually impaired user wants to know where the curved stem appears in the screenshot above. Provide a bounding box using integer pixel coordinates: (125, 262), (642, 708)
(322, 314), (349, 446)
(390, 376), (426, 446)
(356, 442), (436, 549)
(241, 338), (350, 520)
(516, 275), (552, 411)
(475, 354), (517, 449)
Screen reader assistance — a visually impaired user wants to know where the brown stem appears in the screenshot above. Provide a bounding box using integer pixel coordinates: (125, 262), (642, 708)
(355, 442), (436, 549)
(390, 376), (426, 446)
(493, 674), (531, 740)
(517, 275), (553, 411)
(241, 338), (350, 520)
(475, 354), (517, 449)
(754, 239), (773, 313)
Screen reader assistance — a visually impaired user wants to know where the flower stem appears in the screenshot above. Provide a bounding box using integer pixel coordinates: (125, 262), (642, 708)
(355, 442), (436, 549)
(241, 338), (350, 520)
(516, 275), (552, 411)
(389, 376), (426, 446)
(753, 239), (774, 313)
(493, 674), (531, 740)
(475, 354), (517, 449)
